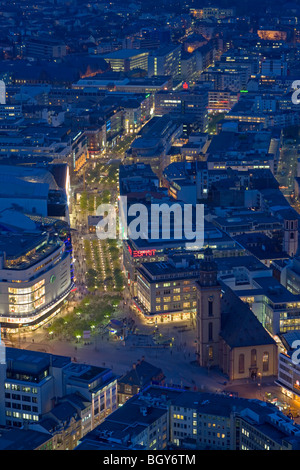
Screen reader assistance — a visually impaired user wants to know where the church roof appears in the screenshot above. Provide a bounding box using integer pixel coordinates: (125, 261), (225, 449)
(220, 284), (276, 349)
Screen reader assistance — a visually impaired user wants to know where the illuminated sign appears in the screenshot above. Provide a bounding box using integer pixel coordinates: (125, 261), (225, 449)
(128, 246), (156, 258)
(133, 249), (156, 258)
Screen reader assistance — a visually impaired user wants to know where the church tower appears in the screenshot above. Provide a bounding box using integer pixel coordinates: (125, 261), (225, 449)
(195, 247), (221, 368)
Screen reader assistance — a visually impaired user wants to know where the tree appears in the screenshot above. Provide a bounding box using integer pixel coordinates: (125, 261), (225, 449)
(80, 191), (88, 210)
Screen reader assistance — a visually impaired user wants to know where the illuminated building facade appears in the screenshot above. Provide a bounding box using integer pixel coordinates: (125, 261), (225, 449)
(154, 89), (209, 133)
(77, 385), (300, 450)
(0, 348), (117, 432)
(170, 388), (299, 450)
(101, 50), (149, 73)
(123, 225), (244, 297)
(0, 227), (73, 332)
(148, 45), (181, 79)
(135, 255), (200, 323)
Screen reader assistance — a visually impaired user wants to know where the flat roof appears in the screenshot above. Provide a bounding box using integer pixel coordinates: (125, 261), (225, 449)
(0, 428), (52, 450)
(216, 255), (269, 272)
(5, 347), (71, 373)
(101, 49), (149, 59)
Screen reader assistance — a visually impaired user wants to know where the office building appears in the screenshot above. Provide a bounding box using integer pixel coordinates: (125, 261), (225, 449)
(100, 50), (149, 73)
(0, 348), (117, 433)
(77, 385), (300, 450)
(0, 211), (73, 332)
(148, 45), (181, 79)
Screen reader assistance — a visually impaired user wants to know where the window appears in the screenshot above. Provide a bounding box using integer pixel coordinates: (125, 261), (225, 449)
(263, 352), (269, 372)
(208, 299), (213, 317)
(251, 349), (257, 367)
(208, 322), (213, 341)
(239, 354), (245, 374)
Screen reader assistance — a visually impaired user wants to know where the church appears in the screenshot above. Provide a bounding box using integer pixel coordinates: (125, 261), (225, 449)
(195, 248), (278, 381)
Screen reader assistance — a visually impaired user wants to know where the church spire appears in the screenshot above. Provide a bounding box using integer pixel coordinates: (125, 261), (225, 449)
(199, 247), (218, 287)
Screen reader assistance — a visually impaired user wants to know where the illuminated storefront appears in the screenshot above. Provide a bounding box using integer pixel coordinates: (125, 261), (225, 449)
(0, 240), (73, 332)
(134, 257), (201, 323)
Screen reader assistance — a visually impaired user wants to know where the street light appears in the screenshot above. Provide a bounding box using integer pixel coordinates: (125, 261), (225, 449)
(258, 372), (262, 398)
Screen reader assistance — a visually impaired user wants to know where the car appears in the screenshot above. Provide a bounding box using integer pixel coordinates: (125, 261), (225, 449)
(275, 401), (288, 411)
(222, 390), (238, 397)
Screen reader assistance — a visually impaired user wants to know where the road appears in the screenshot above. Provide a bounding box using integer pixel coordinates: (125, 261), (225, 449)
(277, 143), (299, 197)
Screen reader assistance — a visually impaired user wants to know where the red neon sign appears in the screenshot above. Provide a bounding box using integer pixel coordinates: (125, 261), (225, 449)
(128, 246), (156, 258)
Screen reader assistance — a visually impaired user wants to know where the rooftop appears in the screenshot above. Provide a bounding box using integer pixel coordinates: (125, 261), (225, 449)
(219, 285), (277, 348)
(119, 358), (163, 387)
(100, 49), (149, 59)
(5, 347), (71, 374)
(0, 428), (51, 450)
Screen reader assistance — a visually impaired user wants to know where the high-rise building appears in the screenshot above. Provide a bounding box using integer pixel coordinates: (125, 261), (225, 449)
(148, 45), (181, 79)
